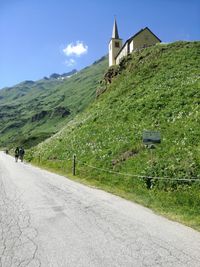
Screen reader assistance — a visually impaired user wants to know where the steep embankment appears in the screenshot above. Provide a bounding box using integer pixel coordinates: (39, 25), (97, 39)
(0, 56), (107, 148)
(29, 42), (200, 230)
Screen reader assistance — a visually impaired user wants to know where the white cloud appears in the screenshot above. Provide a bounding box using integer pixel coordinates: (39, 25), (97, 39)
(63, 41), (88, 57)
(64, 58), (76, 66)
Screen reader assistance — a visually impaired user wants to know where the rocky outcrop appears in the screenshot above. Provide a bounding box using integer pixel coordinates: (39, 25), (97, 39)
(31, 111), (48, 122)
(31, 107), (70, 123)
(52, 107), (70, 118)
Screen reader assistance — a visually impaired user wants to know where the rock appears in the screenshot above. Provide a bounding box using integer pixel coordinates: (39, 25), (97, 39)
(31, 110), (48, 122)
(52, 107), (71, 118)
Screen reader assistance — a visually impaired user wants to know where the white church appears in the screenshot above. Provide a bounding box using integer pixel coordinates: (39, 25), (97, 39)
(109, 19), (161, 67)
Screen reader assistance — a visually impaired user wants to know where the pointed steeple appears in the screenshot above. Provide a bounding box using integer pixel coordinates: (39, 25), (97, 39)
(109, 17), (122, 66)
(112, 18), (119, 39)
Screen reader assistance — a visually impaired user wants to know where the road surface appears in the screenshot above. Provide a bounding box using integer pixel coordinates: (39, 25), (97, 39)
(0, 151), (200, 267)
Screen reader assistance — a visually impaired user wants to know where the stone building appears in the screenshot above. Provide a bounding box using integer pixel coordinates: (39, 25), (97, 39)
(109, 19), (161, 67)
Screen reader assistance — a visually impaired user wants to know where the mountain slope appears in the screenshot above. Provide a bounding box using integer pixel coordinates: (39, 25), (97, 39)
(0, 56), (107, 148)
(28, 41), (200, 229)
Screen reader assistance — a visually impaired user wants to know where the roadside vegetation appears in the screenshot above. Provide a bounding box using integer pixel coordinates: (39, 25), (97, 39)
(26, 41), (200, 230)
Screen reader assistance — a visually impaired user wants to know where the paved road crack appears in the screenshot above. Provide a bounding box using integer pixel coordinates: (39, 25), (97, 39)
(0, 174), (41, 267)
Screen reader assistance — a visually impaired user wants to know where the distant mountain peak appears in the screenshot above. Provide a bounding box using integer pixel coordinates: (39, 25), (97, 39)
(49, 69), (77, 80)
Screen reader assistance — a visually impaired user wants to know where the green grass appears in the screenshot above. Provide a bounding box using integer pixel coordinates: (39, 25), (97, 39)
(26, 41), (200, 230)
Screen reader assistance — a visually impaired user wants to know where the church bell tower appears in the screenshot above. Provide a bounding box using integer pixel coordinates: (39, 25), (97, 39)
(109, 18), (122, 67)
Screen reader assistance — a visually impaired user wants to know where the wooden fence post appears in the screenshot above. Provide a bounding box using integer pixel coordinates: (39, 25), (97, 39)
(72, 154), (76, 176)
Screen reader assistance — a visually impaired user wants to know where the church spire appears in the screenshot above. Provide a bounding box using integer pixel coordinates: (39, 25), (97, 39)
(109, 17), (122, 66)
(112, 18), (119, 39)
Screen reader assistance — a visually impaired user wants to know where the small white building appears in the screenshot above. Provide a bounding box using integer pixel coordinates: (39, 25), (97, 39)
(109, 19), (161, 67)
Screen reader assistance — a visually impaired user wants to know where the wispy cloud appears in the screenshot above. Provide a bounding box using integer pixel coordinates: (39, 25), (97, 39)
(64, 58), (76, 66)
(63, 41), (88, 57)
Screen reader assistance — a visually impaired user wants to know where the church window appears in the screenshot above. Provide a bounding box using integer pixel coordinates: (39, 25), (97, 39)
(115, 42), (120, 48)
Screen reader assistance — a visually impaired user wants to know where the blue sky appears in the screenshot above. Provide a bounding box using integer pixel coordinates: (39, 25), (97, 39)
(0, 0), (199, 88)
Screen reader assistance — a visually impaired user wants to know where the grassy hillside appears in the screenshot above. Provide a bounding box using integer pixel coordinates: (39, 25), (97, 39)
(0, 56), (107, 148)
(28, 42), (200, 230)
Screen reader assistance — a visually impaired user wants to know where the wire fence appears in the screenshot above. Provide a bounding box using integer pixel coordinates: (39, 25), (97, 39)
(75, 158), (200, 183)
(39, 155), (200, 183)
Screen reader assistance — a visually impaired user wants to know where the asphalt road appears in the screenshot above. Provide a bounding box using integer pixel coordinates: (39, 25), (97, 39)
(0, 152), (200, 267)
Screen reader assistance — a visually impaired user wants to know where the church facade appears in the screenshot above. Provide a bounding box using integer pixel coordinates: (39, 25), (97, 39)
(109, 19), (161, 67)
